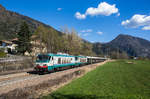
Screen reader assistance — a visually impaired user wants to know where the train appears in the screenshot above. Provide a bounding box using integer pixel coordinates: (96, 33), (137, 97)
(34, 53), (107, 73)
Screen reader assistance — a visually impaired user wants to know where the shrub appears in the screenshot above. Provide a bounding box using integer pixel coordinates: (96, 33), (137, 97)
(0, 48), (7, 57)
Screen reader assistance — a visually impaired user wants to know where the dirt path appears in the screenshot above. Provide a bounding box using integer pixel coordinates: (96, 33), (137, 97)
(0, 60), (112, 99)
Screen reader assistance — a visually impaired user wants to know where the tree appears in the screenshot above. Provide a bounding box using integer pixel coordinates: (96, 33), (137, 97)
(60, 28), (82, 55)
(110, 51), (118, 59)
(34, 26), (95, 56)
(81, 42), (95, 56)
(119, 52), (129, 59)
(34, 25), (48, 53)
(17, 22), (32, 55)
(45, 28), (60, 53)
(34, 25), (61, 53)
(60, 27), (95, 56)
(110, 51), (129, 59)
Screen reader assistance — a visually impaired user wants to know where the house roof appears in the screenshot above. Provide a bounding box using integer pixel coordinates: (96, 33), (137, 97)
(1, 40), (12, 44)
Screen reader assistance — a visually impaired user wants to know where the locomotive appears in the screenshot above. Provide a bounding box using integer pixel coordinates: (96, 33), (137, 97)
(34, 53), (106, 73)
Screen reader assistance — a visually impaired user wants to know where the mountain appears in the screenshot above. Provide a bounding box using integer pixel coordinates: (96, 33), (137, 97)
(93, 34), (150, 58)
(0, 4), (61, 40)
(1, 4), (150, 58)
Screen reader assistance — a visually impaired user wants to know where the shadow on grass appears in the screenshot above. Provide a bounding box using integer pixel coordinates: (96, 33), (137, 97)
(42, 93), (116, 99)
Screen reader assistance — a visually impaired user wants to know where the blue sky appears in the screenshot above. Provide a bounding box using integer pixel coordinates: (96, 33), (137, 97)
(0, 0), (150, 42)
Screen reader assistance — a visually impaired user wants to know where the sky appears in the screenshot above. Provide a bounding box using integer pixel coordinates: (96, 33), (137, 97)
(0, 0), (150, 43)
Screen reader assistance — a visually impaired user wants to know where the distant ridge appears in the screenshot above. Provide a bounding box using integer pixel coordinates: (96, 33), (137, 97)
(93, 34), (150, 58)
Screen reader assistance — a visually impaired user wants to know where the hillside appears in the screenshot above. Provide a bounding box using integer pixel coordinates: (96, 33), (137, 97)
(1, 4), (150, 58)
(0, 4), (61, 40)
(93, 34), (150, 58)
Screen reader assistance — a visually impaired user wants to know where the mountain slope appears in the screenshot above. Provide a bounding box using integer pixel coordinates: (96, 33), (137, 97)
(93, 34), (150, 58)
(1, 4), (150, 58)
(0, 4), (61, 40)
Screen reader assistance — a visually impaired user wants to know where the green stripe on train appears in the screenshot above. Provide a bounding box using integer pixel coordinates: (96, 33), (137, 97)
(47, 62), (87, 71)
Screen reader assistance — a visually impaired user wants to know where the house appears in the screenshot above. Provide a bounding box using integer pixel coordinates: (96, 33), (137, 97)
(0, 40), (17, 53)
(0, 35), (47, 56)
(0, 40), (12, 47)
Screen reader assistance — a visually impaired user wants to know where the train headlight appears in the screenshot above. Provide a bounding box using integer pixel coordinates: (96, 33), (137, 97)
(43, 64), (48, 68)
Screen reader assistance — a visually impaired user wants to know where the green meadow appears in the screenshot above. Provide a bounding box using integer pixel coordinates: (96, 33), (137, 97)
(43, 60), (150, 99)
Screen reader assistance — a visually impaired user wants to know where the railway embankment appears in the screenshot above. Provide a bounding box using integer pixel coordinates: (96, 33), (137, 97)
(0, 55), (34, 74)
(0, 60), (110, 99)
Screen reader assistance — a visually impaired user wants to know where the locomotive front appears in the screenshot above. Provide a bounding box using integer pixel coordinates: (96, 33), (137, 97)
(35, 54), (51, 72)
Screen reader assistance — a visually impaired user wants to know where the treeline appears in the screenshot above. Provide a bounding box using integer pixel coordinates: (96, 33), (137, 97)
(33, 25), (95, 56)
(16, 22), (129, 58)
(16, 22), (95, 56)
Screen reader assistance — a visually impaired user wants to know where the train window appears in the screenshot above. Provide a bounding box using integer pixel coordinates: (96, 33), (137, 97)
(64, 59), (66, 63)
(63, 59), (65, 64)
(36, 55), (50, 62)
(58, 58), (61, 64)
(49, 57), (51, 61)
(75, 57), (78, 61)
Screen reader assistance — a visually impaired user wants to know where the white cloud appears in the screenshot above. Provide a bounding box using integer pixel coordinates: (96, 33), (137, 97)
(97, 31), (103, 35)
(121, 14), (150, 30)
(75, 12), (86, 20)
(86, 2), (119, 16)
(83, 33), (90, 36)
(57, 8), (62, 11)
(117, 13), (120, 16)
(81, 29), (92, 33)
(78, 33), (82, 37)
(80, 29), (92, 36)
(75, 2), (119, 20)
(90, 41), (95, 43)
(142, 26), (150, 30)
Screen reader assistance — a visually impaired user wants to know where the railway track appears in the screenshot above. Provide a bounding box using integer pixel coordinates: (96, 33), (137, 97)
(0, 68), (33, 76)
(0, 66), (84, 88)
(0, 61), (109, 95)
(0, 73), (40, 87)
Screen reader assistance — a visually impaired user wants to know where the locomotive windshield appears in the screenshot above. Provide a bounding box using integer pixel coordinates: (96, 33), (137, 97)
(36, 55), (51, 62)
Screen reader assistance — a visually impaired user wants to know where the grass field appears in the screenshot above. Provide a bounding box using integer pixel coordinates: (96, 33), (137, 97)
(42, 60), (150, 99)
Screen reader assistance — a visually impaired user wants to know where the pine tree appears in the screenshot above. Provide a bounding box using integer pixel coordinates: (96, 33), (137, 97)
(17, 22), (32, 55)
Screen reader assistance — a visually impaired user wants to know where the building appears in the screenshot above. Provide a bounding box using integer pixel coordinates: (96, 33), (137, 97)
(0, 40), (17, 53)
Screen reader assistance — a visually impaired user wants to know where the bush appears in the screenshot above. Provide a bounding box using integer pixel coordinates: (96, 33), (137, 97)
(110, 51), (129, 59)
(0, 51), (6, 57)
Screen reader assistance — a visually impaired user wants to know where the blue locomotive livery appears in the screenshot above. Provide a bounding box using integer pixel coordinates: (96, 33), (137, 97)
(34, 53), (106, 73)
